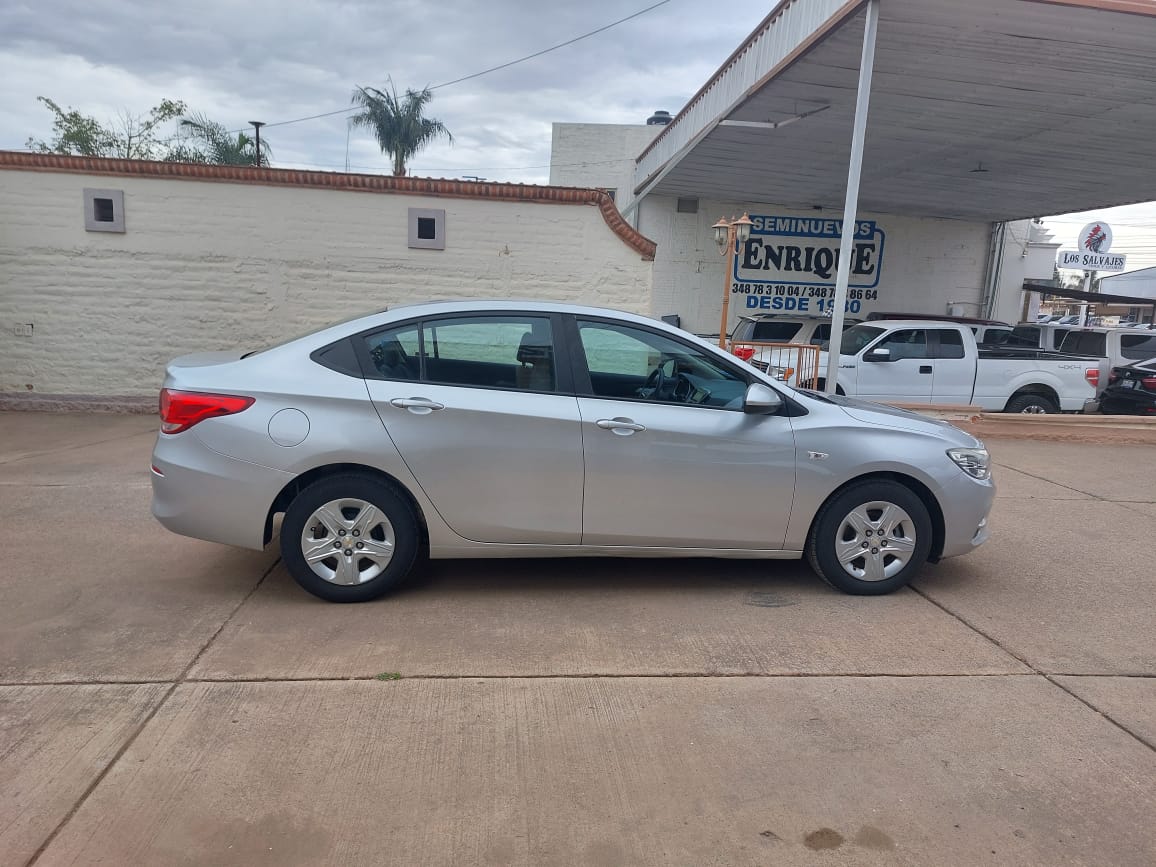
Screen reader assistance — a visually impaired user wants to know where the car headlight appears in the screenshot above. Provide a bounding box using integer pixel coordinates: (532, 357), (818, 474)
(947, 446), (991, 480)
(769, 366), (795, 382)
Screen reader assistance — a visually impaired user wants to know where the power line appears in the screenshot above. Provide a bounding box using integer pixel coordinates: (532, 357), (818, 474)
(428, 0), (672, 91)
(228, 0), (674, 135)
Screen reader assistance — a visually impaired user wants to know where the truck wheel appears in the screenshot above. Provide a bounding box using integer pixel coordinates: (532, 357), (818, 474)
(806, 480), (933, 595)
(1004, 393), (1058, 414)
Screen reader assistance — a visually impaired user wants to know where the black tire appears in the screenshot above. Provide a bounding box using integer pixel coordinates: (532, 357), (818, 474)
(280, 473), (420, 603)
(806, 480), (933, 595)
(1004, 393), (1058, 414)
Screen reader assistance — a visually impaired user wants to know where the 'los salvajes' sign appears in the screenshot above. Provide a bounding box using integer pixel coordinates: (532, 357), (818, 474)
(1058, 221), (1127, 272)
(732, 215), (886, 315)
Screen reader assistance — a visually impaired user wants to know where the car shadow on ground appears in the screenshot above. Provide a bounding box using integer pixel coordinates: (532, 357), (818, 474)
(250, 552), (859, 606)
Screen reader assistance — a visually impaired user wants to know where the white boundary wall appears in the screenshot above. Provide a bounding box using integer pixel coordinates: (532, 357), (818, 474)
(0, 169), (653, 396)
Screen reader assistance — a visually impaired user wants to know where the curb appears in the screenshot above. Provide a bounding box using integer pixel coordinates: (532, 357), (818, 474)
(0, 394), (155, 414)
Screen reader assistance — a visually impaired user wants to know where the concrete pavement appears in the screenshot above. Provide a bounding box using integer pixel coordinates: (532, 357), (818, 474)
(1, 411), (1154, 865)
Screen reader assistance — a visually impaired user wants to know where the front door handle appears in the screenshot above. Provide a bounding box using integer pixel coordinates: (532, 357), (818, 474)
(596, 417), (645, 435)
(919, 365), (932, 374)
(390, 397), (445, 414)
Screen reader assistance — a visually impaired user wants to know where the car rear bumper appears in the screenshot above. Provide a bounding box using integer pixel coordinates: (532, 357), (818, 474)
(1099, 390), (1156, 415)
(151, 432), (292, 550)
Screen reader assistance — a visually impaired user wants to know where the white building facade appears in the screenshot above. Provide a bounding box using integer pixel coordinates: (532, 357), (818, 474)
(551, 122), (1057, 336)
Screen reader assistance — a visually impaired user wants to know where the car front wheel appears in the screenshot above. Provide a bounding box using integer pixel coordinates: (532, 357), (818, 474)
(806, 480), (933, 595)
(280, 473), (420, 603)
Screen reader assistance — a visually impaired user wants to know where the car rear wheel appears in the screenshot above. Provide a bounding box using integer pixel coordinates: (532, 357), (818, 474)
(806, 481), (932, 595)
(280, 473), (419, 603)
(1004, 393), (1058, 414)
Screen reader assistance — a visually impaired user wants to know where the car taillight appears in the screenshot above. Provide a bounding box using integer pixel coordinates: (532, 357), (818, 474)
(1084, 369), (1099, 387)
(1108, 370), (1119, 384)
(1142, 376), (1156, 392)
(733, 346), (756, 361)
(159, 389), (254, 434)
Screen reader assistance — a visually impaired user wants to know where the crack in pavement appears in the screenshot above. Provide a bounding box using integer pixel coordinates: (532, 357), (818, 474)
(0, 428), (157, 468)
(994, 460), (1156, 521)
(912, 585), (1156, 754)
(23, 556), (282, 867)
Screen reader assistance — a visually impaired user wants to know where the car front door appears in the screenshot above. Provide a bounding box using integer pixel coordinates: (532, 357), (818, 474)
(360, 313), (583, 544)
(570, 317), (796, 549)
(855, 328), (933, 404)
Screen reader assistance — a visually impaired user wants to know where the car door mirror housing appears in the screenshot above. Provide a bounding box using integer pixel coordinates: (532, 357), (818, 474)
(744, 382), (783, 414)
(865, 347), (892, 362)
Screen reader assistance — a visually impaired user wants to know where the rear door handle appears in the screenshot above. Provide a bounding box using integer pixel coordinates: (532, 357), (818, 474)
(390, 397), (445, 414)
(596, 417), (646, 435)
(919, 365), (933, 374)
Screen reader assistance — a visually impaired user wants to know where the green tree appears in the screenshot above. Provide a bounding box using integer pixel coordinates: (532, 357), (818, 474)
(349, 81), (453, 176)
(26, 96), (187, 160)
(170, 113), (272, 166)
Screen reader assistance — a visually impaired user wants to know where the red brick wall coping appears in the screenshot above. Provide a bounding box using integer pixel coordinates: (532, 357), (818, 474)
(0, 151), (657, 261)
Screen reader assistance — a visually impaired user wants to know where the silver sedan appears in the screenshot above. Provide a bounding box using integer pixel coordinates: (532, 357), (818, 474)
(151, 301), (994, 602)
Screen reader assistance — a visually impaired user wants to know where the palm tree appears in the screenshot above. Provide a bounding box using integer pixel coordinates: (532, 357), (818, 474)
(171, 113), (272, 166)
(349, 82), (452, 176)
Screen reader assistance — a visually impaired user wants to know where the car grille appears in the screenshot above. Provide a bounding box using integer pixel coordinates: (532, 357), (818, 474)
(750, 359), (769, 372)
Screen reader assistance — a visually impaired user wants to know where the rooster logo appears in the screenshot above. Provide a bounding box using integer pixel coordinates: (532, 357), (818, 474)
(1084, 224), (1107, 253)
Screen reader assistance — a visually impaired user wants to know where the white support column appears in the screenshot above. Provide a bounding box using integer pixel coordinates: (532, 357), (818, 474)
(825, 0), (880, 394)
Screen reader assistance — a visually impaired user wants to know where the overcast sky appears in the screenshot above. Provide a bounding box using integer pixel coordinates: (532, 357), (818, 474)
(0, 0), (768, 179)
(3, 0), (1153, 271)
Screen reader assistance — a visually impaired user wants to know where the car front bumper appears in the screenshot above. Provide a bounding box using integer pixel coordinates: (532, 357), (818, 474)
(937, 471), (996, 560)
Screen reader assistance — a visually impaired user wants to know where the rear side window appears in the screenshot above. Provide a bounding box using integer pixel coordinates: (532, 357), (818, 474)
(424, 316), (556, 392)
(932, 329), (966, 359)
(1050, 328), (1071, 350)
(363, 324), (421, 381)
(1121, 333), (1156, 360)
(810, 324), (830, 345)
(361, 316), (558, 392)
(751, 321), (803, 342)
(1012, 325), (1040, 346)
(1060, 332), (1106, 356)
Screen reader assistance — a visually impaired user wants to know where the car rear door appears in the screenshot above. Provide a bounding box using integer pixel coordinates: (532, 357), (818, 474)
(359, 313), (583, 544)
(928, 329), (976, 404)
(569, 316), (796, 549)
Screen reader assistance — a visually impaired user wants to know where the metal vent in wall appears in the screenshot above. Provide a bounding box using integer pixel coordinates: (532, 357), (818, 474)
(676, 197), (698, 214)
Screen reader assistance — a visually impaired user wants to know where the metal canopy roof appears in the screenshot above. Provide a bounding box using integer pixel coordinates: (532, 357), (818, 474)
(634, 0), (1156, 222)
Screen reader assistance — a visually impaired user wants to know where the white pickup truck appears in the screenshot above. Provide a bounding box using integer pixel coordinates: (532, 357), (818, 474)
(750, 319), (1099, 413)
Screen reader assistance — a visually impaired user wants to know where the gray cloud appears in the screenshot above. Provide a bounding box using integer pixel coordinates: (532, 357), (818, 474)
(1, 0), (770, 182)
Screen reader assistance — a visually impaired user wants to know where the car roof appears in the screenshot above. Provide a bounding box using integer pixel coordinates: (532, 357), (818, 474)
(262, 299), (712, 354)
(738, 314), (844, 321)
(854, 319), (973, 329)
(866, 312), (1010, 325)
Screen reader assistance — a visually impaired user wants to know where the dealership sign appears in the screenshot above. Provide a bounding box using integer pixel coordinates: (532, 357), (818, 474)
(733, 215), (886, 314)
(1058, 221), (1127, 272)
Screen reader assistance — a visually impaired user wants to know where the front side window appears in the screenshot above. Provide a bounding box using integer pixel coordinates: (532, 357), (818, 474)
(877, 329), (928, 360)
(577, 320), (748, 409)
(840, 324), (885, 355)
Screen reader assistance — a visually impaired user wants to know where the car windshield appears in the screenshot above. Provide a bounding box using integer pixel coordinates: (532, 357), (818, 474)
(839, 324), (885, 355)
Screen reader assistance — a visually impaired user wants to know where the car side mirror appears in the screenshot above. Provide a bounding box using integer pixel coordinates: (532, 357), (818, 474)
(744, 382), (783, 414)
(864, 347), (892, 362)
